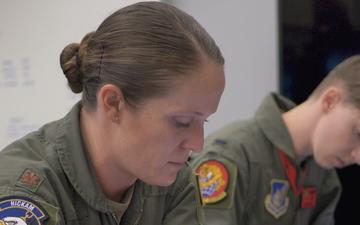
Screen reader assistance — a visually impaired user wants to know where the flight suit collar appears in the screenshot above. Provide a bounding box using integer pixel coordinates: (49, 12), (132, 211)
(254, 93), (301, 165)
(54, 101), (110, 212)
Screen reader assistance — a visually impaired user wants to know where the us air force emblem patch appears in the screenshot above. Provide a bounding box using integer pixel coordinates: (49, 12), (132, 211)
(265, 179), (290, 219)
(0, 196), (48, 225)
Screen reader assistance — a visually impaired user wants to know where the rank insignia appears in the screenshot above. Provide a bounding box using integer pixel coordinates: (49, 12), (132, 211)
(265, 179), (290, 219)
(16, 169), (44, 192)
(195, 160), (229, 204)
(0, 196), (48, 225)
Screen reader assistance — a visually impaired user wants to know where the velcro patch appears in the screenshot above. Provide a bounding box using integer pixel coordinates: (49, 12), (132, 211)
(0, 196), (48, 225)
(16, 168), (44, 192)
(195, 160), (229, 204)
(264, 179), (290, 219)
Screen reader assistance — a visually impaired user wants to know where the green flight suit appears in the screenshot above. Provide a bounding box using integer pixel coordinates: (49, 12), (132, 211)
(191, 93), (341, 225)
(0, 102), (203, 225)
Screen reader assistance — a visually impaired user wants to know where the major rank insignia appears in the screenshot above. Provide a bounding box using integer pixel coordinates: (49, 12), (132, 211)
(195, 160), (229, 204)
(265, 179), (290, 219)
(0, 196), (48, 225)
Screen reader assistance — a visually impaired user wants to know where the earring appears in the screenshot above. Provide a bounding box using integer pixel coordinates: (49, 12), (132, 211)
(113, 116), (119, 123)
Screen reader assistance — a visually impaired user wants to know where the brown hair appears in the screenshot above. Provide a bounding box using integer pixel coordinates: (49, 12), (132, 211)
(60, 1), (224, 108)
(310, 55), (360, 108)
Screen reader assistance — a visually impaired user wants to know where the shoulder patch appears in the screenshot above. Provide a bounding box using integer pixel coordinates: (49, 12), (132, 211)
(16, 169), (44, 192)
(0, 196), (49, 225)
(196, 160), (228, 204)
(195, 158), (237, 209)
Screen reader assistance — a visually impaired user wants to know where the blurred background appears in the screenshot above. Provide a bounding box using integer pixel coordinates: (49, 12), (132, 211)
(1, 0), (359, 223)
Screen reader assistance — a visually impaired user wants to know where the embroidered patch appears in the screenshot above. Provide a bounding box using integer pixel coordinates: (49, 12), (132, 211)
(16, 169), (43, 192)
(213, 139), (227, 146)
(265, 179), (290, 219)
(195, 160), (229, 204)
(0, 196), (48, 225)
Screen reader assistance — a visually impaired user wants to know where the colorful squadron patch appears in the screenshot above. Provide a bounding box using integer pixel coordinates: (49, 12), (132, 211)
(0, 196), (48, 225)
(265, 179), (290, 219)
(195, 160), (229, 204)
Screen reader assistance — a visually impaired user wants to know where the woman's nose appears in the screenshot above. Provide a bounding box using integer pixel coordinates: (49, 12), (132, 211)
(183, 123), (204, 153)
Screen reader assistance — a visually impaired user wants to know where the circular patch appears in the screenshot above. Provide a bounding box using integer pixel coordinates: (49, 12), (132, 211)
(195, 160), (229, 204)
(0, 196), (48, 225)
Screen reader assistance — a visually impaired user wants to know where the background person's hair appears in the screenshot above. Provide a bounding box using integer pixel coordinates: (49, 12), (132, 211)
(310, 55), (360, 108)
(60, 1), (224, 109)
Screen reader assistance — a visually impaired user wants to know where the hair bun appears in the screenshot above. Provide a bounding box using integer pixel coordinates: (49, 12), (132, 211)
(60, 43), (83, 93)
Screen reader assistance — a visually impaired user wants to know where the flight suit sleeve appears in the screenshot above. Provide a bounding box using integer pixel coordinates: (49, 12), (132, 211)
(309, 170), (342, 225)
(162, 166), (204, 225)
(0, 167), (64, 225)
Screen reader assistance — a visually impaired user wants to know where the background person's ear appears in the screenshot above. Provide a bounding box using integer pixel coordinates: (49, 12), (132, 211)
(320, 87), (342, 113)
(97, 84), (125, 123)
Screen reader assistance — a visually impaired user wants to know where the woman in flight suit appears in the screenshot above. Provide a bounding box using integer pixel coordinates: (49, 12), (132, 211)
(0, 2), (225, 224)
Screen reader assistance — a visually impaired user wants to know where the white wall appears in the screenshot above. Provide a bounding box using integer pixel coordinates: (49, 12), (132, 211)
(0, 0), (278, 148)
(0, 0), (155, 148)
(168, 0), (278, 135)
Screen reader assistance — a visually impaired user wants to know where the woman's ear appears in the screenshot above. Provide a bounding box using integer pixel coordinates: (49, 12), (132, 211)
(320, 87), (342, 113)
(97, 84), (125, 123)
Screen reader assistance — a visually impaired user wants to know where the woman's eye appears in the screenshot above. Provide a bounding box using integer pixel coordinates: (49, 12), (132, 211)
(171, 116), (208, 128)
(172, 117), (193, 128)
(174, 121), (191, 128)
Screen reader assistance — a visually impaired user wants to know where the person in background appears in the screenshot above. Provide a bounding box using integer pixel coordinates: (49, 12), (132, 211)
(191, 55), (360, 225)
(0, 2), (225, 224)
